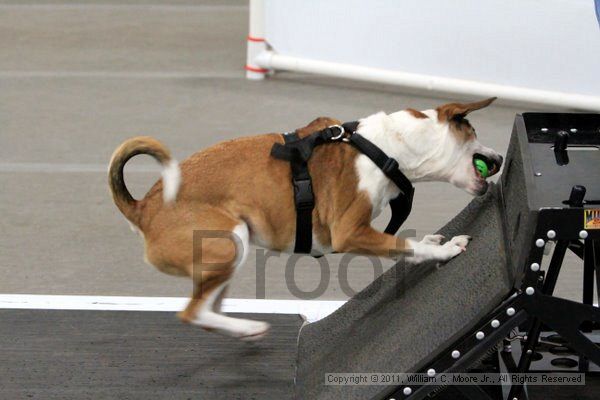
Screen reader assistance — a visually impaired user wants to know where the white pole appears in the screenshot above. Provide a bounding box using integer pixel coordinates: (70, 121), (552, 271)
(255, 51), (600, 111)
(245, 0), (269, 80)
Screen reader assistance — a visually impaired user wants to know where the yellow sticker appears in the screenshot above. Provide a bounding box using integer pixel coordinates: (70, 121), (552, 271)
(584, 209), (600, 230)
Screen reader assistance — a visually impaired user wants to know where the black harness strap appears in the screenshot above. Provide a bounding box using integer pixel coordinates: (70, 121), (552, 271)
(281, 131), (314, 254)
(271, 121), (414, 254)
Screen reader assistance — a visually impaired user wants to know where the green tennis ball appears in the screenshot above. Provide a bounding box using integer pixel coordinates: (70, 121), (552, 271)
(474, 158), (489, 178)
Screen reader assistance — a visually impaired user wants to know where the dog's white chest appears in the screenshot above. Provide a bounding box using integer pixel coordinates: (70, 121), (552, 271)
(355, 154), (400, 220)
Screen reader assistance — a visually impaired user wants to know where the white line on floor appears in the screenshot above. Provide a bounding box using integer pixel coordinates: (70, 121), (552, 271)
(0, 71), (243, 79)
(0, 294), (346, 323)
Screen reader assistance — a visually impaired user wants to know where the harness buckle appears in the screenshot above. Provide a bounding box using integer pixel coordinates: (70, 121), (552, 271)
(293, 178), (315, 210)
(382, 158), (399, 174)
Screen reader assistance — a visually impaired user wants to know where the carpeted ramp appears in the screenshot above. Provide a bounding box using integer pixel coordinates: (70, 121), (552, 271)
(295, 184), (514, 399)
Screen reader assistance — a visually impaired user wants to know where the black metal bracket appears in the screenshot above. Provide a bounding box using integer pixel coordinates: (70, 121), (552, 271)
(507, 184), (600, 399)
(553, 130), (569, 166)
(455, 384), (496, 400)
(378, 295), (528, 400)
(523, 293), (600, 366)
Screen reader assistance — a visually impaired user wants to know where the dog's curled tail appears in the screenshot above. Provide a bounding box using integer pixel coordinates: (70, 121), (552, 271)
(108, 136), (181, 224)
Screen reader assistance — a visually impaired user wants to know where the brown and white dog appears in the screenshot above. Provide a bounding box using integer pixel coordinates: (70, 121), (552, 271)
(108, 97), (502, 340)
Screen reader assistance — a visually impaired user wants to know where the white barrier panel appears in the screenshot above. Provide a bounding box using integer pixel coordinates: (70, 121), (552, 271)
(247, 0), (600, 110)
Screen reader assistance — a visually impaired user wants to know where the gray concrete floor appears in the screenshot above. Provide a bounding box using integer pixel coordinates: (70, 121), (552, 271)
(0, 309), (300, 399)
(0, 0), (584, 300)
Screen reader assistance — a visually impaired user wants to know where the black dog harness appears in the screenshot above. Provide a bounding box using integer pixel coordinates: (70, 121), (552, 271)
(270, 121), (415, 254)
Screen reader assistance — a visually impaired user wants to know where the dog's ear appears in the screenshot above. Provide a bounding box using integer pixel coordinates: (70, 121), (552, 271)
(436, 97), (497, 122)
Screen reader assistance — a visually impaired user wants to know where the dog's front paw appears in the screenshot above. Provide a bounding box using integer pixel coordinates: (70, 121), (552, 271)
(436, 235), (472, 263)
(422, 234), (445, 245)
(449, 235), (472, 251)
(406, 234), (471, 265)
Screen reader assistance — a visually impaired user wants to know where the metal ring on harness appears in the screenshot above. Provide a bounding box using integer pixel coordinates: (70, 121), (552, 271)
(329, 125), (346, 141)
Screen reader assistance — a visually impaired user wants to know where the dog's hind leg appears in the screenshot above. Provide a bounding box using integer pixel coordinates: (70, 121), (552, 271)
(178, 222), (270, 341)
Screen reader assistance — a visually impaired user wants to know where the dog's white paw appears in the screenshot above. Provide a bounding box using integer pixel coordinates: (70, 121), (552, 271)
(191, 312), (271, 341)
(422, 234), (445, 245)
(435, 235), (471, 263)
(439, 241), (463, 260)
(449, 235), (472, 251)
(406, 234), (471, 264)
